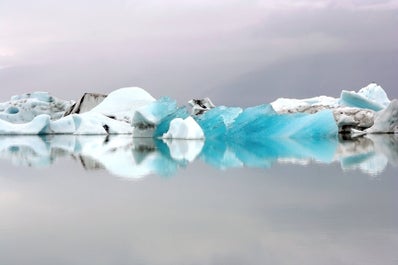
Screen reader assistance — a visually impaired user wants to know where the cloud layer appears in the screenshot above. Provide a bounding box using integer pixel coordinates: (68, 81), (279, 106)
(1, 0), (397, 104)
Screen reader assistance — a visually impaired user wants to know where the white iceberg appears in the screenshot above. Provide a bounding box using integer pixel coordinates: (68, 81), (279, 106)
(162, 116), (204, 140)
(90, 87), (155, 123)
(0, 87), (153, 135)
(366, 99), (398, 134)
(270, 83), (395, 134)
(0, 91), (74, 123)
(0, 114), (51, 134)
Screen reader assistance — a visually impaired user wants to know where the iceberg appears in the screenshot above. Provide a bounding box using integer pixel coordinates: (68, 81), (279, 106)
(162, 116), (204, 140)
(131, 97), (189, 137)
(366, 99), (398, 134)
(196, 104), (337, 140)
(0, 91), (74, 123)
(64, 93), (107, 115)
(0, 83), (396, 138)
(188, 98), (215, 115)
(340, 83), (390, 111)
(90, 87), (156, 122)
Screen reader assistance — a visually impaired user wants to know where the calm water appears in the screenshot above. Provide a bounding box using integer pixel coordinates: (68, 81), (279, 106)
(0, 135), (397, 265)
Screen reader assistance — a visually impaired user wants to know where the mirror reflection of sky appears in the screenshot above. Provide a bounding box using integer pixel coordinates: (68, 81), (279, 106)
(0, 135), (397, 178)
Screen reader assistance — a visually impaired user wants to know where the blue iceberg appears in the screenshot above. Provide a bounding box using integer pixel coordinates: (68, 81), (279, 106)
(195, 104), (338, 141)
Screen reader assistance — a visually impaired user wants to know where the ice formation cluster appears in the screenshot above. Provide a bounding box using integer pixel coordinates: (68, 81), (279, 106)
(0, 83), (396, 138)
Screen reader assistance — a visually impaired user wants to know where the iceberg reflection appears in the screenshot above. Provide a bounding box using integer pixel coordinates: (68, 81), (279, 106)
(0, 135), (397, 178)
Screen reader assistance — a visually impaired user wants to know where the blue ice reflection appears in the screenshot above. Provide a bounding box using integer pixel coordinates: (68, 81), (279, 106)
(0, 134), (397, 178)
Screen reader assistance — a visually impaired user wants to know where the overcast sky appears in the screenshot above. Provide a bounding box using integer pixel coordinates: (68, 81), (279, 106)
(0, 0), (397, 105)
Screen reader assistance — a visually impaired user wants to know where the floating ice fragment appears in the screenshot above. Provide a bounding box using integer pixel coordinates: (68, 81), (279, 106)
(366, 99), (398, 134)
(340, 83), (390, 111)
(188, 97), (215, 115)
(0, 92), (74, 123)
(64, 93), (107, 115)
(91, 87), (155, 122)
(0, 114), (51, 134)
(162, 116), (204, 139)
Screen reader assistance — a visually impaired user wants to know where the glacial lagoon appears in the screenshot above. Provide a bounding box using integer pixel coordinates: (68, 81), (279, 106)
(0, 135), (397, 265)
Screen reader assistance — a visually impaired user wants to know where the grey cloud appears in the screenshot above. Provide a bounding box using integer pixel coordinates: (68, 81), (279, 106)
(0, 0), (397, 105)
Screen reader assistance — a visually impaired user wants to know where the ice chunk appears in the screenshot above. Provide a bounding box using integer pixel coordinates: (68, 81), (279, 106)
(133, 97), (176, 125)
(333, 107), (375, 133)
(227, 105), (338, 140)
(339, 83), (390, 111)
(0, 114), (51, 135)
(196, 104), (338, 140)
(153, 107), (189, 137)
(50, 115), (77, 133)
(90, 87), (156, 122)
(188, 98), (216, 115)
(64, 93), (107, 115)
(162, 116), (204, 139)
(0, 108), (135, 135)
(195, 106), (242, 139)
(0, 92), (74, 123)
(71, 112), (134, 135)
(357, 83), (390, 107)
(271, 96), (338, 113)
(132, 97), (189, 137)
(366, 99), (398, 134)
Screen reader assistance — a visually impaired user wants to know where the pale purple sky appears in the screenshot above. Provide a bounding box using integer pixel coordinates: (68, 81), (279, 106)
(0, 0), (397, 105)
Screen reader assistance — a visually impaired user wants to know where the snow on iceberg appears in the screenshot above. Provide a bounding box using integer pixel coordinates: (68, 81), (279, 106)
(0, 91), (74, 123)
(0, 114), (51, 134)
(90, 87), (156, 122)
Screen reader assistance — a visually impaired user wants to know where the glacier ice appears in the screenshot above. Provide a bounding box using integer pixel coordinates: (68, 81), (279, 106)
(0, 91), (74, 123)
(0, 114), (51, 134)
(90, 87), (156, 123)
(131, 96), (189, 137)
(0, 83), (396, 138)
(64, 93), (107, 115)
(196, 104), (337, 140)
(162, 116), (204, 139)
(188, 98), (215, 115)
(366, 99), (398, 134)
(340, 83), (390, 111)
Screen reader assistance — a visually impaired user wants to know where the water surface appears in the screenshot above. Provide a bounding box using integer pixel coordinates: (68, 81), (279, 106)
(0, 135), (397, 265)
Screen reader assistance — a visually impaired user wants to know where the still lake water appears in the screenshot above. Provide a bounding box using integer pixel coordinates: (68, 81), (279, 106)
(0, 135), (397, 265)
